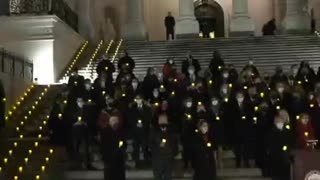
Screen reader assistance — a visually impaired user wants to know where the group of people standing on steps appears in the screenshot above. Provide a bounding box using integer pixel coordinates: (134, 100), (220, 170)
(48, 49), (320, 180)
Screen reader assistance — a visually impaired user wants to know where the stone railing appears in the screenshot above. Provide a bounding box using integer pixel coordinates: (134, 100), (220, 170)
(0, 48), (33, 82)
(9, 0), (78, 32)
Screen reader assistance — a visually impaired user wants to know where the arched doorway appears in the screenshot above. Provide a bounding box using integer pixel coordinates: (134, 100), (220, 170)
(194, 0), (224, 38)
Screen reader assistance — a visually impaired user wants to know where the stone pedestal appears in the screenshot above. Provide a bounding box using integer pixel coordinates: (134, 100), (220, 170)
(176, 0), (199, 38)
(122, 0), (147, 40)
(230, 0), (255, 36)
(282, 0), (310, 33)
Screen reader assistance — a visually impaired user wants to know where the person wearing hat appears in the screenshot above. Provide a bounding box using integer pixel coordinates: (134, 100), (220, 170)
(118, 50), (135, 74)
(96, 55), (115, 88)
(68, 68), (85, 98)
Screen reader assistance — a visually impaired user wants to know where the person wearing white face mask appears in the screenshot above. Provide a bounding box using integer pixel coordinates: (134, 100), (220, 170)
(192, 120), (217, 180)
(266, 112), (294, 180)
(150, 113), (178, 180)
(182, 52), (201, 77)
(99, 111), (126, 180)
(296, 113), (316, 149)
(128, 94), (152, 168)
(69, 97), (97, 170)
(130, 79), (141, 100)
(208, 97), (224, 169)
(230, 91), (254, 168)
(187, 65), (197, 84)
(82, 79), (94, 102)
(181, 97), (195, 169)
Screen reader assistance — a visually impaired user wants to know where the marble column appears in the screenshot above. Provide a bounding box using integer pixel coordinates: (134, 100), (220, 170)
(282, 0), (310, 33)
(77, 0), (92, 40)
(230, 0), (255, 36)
(176, 0), (199, 38)
(122, 0), (147, 40)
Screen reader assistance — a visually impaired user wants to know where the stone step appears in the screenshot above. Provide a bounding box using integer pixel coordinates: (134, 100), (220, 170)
(66, 168), (265, 180)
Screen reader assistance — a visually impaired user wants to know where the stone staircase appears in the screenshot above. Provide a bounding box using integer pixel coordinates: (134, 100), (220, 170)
(0, 40), (96, 179)
(0, 39), (125, 180)
(77, 40), (123, 81)
(79, 35), (320, 81)
(65, 140), (270, 180)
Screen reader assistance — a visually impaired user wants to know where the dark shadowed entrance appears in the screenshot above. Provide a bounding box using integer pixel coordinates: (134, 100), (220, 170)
(194, 0), (224, 37)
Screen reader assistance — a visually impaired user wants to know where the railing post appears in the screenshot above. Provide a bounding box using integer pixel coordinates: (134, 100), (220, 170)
(21, 60), (25, 78)
(11, 56), (15, 76)
(0, 49), (4, 73)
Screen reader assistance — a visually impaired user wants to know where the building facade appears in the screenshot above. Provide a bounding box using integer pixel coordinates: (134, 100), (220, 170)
(70, 0), (320, 41)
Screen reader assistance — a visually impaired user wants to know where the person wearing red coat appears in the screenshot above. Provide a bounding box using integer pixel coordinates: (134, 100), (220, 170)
(296, 113), (316, 149)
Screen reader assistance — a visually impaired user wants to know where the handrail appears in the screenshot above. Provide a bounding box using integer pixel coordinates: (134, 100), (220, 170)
(0, 48), (33, 81)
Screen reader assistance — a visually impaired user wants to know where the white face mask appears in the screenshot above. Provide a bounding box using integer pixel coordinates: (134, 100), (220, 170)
(237, 97), (244, 103)
(132, 82), (138, 89)
(85, 84), (91, 90)
(77, 101), (84, 108)
(188, 69), (195, 74)
(200, 125), (209, 134)
(276, 122), (284, 130)
(109, 117), (119, 129)
(301, 118), (309, 125)
(157, 73), (163, 80)
(136, 99), (143, 105)
(153, 91), (159, 98)
(222, 88), (228, 94)
(100, 81), (106, 88)
(186, 102), (192, 108)
(212, 100), (218, 106)
(223, 73), (229, 78)
(169, 60), (173, 64)
(293, 69), (298, 76)
(277, 87), (285, 94)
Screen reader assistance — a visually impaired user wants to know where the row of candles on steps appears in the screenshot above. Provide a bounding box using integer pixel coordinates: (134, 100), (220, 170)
(64, 41), (89, 79)
(0, 85), (53, 180)
(0, 41), (89, 179)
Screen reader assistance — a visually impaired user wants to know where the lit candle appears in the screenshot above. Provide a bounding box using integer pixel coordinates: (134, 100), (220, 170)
(286, 125), (290, 130)
(282, 145), (288, 151)
(119, 141), (124, 148)
(3, 158), (8, 164)
(18, 166), (23, 173)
